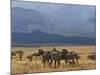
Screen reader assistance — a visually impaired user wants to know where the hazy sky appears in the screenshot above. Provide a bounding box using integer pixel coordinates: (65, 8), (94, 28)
(12, 1), (64, 14)
(11, 1), (96, 38)
(12, 1), (95, 14)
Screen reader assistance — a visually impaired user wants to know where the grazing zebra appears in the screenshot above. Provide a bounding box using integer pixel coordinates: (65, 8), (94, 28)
(50, 48), (61, 68)
(27, 53), (40, 62)
(68, 51), (80, 66)
(60, 49), (69, 65)
(32, 53), (40, 57)
(38, 49), (51, 67)
(27, 54), (34, 62)
(59, 49), (80, 66)
(34, 48), (80, 67)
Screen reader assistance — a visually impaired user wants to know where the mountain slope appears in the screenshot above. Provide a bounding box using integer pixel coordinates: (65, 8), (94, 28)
(11, 7), (65, 34)
(12, 31), (95, 46)
(48, 5), (96, 38)
(11, 7), (96, 38)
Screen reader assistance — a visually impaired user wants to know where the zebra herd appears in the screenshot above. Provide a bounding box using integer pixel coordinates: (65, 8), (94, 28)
(12, 48), (80, 68)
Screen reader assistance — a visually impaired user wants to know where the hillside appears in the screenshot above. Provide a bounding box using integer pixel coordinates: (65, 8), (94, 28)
(11, 31), (95, 46)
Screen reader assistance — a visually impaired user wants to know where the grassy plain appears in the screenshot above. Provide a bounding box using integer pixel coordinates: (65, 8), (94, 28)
(11, 45), (96, 74)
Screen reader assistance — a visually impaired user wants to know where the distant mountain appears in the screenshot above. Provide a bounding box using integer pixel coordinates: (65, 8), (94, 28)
(48, 5), (96, 38)
(12, 31), (95, 46)
(11, 7), (96, 38)
(11, 7), (66, 34)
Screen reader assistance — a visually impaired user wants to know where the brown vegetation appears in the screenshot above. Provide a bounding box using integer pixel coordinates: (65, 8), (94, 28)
(11, 45), (96, 75)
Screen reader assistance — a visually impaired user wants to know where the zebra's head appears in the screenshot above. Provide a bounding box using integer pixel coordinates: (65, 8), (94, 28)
(38, 49), (44, 55)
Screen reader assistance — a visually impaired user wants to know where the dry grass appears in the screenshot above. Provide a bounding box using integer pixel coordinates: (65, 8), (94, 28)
(11, 45), (96, 75)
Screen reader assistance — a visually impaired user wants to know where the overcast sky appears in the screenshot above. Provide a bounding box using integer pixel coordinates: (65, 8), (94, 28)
(12, 1), (95, 14)
(11, 1), (96, 38)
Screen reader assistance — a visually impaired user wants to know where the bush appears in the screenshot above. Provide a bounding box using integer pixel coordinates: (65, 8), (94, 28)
(87, 54), (96, 60)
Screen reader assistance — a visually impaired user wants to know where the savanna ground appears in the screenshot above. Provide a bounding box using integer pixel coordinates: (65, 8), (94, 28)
(11, 45), (96, 75)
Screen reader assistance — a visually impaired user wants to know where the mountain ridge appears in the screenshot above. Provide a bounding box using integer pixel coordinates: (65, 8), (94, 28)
(12, 31), (96, 45)
(11, 7), (96, 38)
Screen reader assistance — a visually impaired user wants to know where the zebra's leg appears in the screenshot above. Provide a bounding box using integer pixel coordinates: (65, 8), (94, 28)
(47, 59), (51, 67)
(68, 59), (70, 65)
(76, 58), (79, 66)
(49, 59), (53, 67)
(65, 58), (68, 64)
(65, 58), (68, 67)
(54, 60), (56, 68)
(42, 59), (46, 67)
(72, 58), (75, 64)
(58, 60), (60, 67)
(44, 60), (46, 67)
(69, 59), (73, 66)
(50, 59), (53, 65)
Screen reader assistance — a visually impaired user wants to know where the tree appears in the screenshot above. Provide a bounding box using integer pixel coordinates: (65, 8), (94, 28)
(16, 51), (24, 61)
